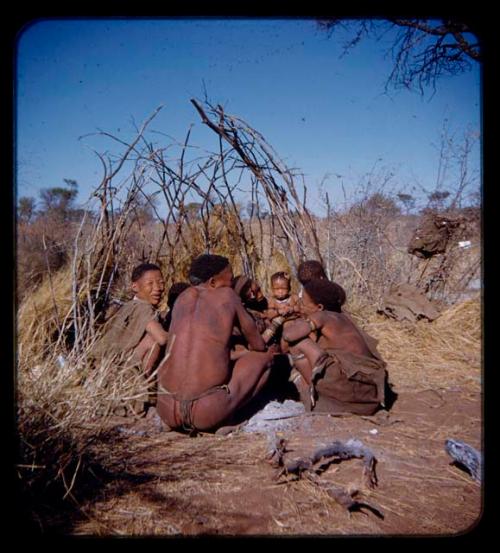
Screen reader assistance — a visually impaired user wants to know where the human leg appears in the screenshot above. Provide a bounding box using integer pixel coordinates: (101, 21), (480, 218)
(131, 335), (163, 413)
(287, 337), (327, 385)
(133, 334), (162, 378)
(189, 350), (275, 430)
(288, 338), (332, 409)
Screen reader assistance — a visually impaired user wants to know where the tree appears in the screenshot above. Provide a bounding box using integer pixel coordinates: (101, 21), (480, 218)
(427, 190), (451, 210)
(350, 192), (401, 219)
(184, 202), (203, 221)
(316, 18), (480, 94)
(39, 180), (78, 221)
(396, 192), (416, 213)
(17, 196), (36, 223)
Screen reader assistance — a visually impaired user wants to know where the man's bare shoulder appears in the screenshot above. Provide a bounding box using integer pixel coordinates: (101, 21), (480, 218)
(187, 285), (238, 302)
(213, 286), (239, 300)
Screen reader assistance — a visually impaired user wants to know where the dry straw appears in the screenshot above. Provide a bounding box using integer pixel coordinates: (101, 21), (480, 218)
(363, 297), (481, 391)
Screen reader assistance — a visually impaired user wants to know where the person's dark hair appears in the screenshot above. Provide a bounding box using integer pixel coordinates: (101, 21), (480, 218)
(232, 275), (268, 311)
(163, 282), (190, 331)
(297, 260), (327, 285)
(303, 278), (346, 312)
(188, 254), (229, 284)
(131, 263), (162, 283)
(271, 271), (291, 286)
(232, 275), (252, 299)
(167, 282), (190, 308)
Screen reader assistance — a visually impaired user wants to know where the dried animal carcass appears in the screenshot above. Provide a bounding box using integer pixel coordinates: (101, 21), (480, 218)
(407, 214), (462, 259)
(378, 283), (440, 322)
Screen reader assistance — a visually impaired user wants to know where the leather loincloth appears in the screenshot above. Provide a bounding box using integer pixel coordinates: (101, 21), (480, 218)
(158, 382), (230, 432)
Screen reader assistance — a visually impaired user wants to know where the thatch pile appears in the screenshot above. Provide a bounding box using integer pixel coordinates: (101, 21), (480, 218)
(17, 266), (74, 355)
(16, 263), (156, 510)
(363, 297), (481, 391)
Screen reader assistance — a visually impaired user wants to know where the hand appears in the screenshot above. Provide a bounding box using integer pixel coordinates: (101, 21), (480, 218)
(267, 343), (281, 355)
(271, 315), (286, 328)
(230, 346), (249, 361)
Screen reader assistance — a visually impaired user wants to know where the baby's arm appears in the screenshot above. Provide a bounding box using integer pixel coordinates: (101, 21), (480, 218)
(289, 294), (301, 313)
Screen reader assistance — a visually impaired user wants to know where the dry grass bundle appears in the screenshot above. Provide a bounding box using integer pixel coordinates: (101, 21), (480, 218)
(17, 265), (74, 355)
(433, 297), (481, 338)
(16, 315), (155, 521)
(363, 297), (481, 391)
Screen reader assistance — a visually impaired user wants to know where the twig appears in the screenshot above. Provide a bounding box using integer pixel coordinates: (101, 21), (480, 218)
(274, 438), (379, 490)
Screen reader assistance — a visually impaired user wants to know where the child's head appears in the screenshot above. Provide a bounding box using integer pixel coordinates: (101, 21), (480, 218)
(232, 275), (252, 300)
(270, 271), (291, 301)
(297, 260), (327, 285)
(188, 254), (233, 287)
(233, 275), (264, 302)
(302, 278), (346, 314)
(232, 275), (267, 311)
(131, 263), (164, 306)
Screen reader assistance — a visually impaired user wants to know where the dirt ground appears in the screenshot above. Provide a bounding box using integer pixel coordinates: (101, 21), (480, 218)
(57, 378), (482, 538)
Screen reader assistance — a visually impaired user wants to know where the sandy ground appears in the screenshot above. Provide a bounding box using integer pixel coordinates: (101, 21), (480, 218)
(59, 381), (482, 537)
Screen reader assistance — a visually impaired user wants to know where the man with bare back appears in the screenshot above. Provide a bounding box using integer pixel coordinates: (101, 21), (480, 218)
(283, 278), (388, 415)
(156, 254), (276, 432)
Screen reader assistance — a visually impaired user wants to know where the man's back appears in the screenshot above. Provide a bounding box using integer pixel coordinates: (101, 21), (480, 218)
(159, 285), (238, 397)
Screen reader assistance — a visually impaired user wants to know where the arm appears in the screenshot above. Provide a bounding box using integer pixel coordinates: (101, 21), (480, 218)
(290, 294), (301, 313)
(282, 313), (324, 344)
(235, 300), (266, 352)
(276, 304), (297, 317)
(145, 319), (169, 346)
(262, 307), (280, 320)
(230, 345), (250, 361)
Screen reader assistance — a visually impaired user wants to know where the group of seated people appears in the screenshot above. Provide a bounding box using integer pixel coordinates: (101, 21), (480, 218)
(92, 255), (389, 434)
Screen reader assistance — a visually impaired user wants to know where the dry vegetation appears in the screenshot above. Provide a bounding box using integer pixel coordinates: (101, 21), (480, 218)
(15, 101), (482, 536)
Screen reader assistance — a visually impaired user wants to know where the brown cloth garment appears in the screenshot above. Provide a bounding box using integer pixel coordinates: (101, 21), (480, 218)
(89, 298), (160, 416)
(309, 327), (388, 416)
(91, 298), (159, 361)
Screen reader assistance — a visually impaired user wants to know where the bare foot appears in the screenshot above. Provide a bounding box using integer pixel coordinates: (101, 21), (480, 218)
(215, 423), (243, 436)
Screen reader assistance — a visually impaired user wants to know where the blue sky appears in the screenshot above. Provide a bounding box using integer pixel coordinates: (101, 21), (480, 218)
(16, 18), (481, 215)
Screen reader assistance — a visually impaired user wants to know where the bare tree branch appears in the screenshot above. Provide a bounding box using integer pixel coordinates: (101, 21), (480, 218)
(316, 18), (480, 94)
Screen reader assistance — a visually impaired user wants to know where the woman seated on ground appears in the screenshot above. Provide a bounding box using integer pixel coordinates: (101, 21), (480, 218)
(91, 263), (169, 376)
(283, 278), (388, 416)
(89, 262), (169, 416)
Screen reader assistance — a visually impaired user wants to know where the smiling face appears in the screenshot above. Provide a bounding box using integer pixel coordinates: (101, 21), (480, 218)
(299, 289), (322, 317)
(132, 269), (165, 306)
